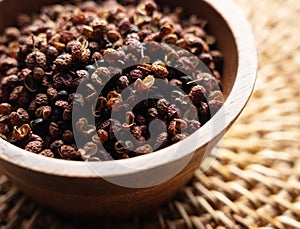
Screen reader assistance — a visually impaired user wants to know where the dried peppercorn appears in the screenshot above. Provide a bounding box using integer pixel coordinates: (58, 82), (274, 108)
(25, 141), (43, 154)
(194, 72), (219, 91)
(0, 123), (9, 135)
(35, 94), (48, 106)
(75, 118), (96, 137)
(54, 54), (72, 69)
(144, 0), (157, 16)
(168, 119), (187, 136)
(12, 124), (32, 141)
(50, 140), (64, 155)
(59, 145), (82, 160)
(154, 132), (168, 150)
(151, 61), (169, 78)
(171, 133), (187, 143)
(186, 120), (201, 133)
(79, 142), (99, 160)
(49, 122), (60, 139)
(0, 103), (12, 115)
(189, 85), (206, 104)
(61, 130), (74, 144)
(45, 46), (59, 61)
(130, 69), (143, 80)
(156, 99), (170, 117)
(147, 107), (159, 121)
(0, 0), (224, 161)
(135, 144), (153, 155)
(9, 108), (29, 126)
(30, 134), (44, 144)
(32, 67), (45, 80)
(39, 149), (55, 158)
(131, 125), (143, 141)
(4, 27), (21, 41)
(25, 51), (47, 69)
(97, 129), (109, 144)
(47, 87), (58, 101)
(117, 75), (130, 90)
(35, 106), (52, 120)
(167, 104), (179, 119)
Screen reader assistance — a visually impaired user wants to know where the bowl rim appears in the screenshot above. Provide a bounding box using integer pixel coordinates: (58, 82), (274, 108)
(0, 0), (257, 178)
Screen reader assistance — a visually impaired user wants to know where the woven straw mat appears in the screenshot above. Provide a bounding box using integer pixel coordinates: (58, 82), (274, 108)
(0, 0), (300, 228)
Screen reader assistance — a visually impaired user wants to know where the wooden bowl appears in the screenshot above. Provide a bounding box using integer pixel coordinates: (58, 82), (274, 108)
(0, 0), (257, 218)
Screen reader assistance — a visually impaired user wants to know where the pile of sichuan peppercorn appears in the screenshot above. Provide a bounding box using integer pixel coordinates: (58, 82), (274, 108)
(0, 0), (224, 161)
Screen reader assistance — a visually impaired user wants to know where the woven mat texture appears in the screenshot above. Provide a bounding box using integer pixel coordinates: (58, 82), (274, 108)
(1, 0), (300, 228)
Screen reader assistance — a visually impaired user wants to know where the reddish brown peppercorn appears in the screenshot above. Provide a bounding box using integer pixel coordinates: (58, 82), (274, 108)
(63, 108), (72, 121)
(49, 122), (60, 139)
(30, 134), (44, 144)
(107, 98), (122, 111)
(168, 119), (187, 136)
(118, 18), (131, 35)
(9, 108), (29, 126)
(55, 100), (69, 109)
(25, 51), (47, 69)
(186, 120), (201, 134)
(54, 54), (72, 69)
(45, 46), (59, 60)
(61, 130), (74, 144)
(154, 132), (168, 150)
(39, 149), (55, 158)
(117, 75), (129, 90)
(151, 61), (169, 78)
(162, 34), (178, 45)
(195, 72), (219, 91)
(167, 104), (179, 119)
(0, 0), (224, 161)
(69, 41), (83, 60)
(0, 123), (9, 135)
(170, 79), (182, 88)
(130, 69), (143, 79)
(107, 30), (122, 43)
(199, 53), (213, 65)
(47, 87), (58, 101)
(35, 94), (48, 106)
(4, 27), (21, 41)
(171, 133), (187, 143)
(175, 56), (195, 74)
(103, 48), (125, 62)
(131, 125), (142, 141)
(25, 141), (43, 154)
(156, 99), (170, 116)
(144, 0), (157, 16)
(0, 103), (12, 115)
(59, 145), (82, 160)
(35, 106), (52, 120)
(16, 87), (31, 106)
(189, 85), (206, 104)
(148, 107), (159, 121)
(81, 49), (91, 63)
(135, 144), (153, 155)
(48, 140), (62, 155)
(97, 129), (109, 144)
(31, 67), (44, 81)
(12, 124), (32, 140)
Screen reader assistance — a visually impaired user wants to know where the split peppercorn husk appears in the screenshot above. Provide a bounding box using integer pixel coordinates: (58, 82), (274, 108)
(0, 0), (224, 161)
